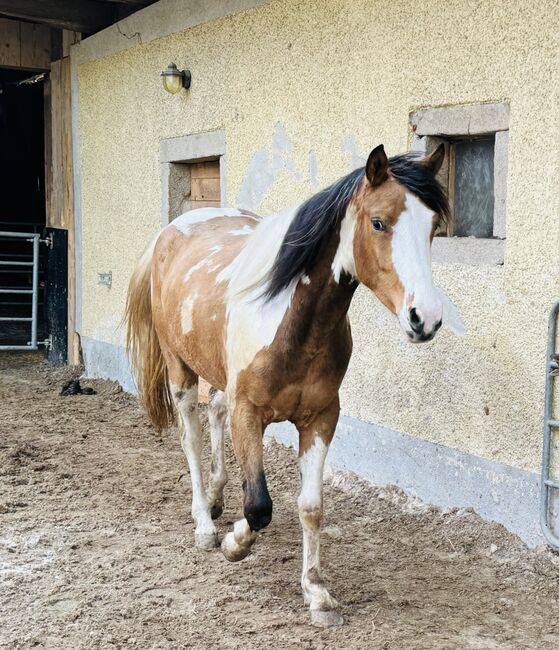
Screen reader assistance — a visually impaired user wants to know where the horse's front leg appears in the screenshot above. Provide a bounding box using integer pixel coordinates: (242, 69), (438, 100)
(221, 400), (272, 561)
(297, 398), (343, 627)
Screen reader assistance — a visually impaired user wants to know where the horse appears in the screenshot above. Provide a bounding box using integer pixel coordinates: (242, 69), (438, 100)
(125, 143), (462, 627)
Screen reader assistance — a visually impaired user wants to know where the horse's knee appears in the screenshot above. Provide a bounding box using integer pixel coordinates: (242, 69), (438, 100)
(298, 497), (322, 532)
(244, 474), (273, 532)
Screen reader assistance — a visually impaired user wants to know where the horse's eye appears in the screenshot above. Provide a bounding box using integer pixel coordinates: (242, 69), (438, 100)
(371, 218), (386, 232)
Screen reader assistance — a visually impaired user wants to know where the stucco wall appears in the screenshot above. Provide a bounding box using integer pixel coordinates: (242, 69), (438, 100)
(76, 0), (559, 473)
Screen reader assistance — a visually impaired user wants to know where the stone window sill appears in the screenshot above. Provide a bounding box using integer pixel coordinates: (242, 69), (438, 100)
(432, 237), (504, 266)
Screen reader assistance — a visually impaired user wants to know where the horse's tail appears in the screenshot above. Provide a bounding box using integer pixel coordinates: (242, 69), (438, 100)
(125, 240), (175, 431)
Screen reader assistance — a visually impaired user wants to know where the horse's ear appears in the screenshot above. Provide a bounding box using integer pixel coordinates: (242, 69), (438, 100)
(423, 143), (445, 174)
(366, 144), (389, 187)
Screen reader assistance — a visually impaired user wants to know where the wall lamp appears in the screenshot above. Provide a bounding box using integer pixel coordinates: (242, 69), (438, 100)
(161, 63), (191, 94)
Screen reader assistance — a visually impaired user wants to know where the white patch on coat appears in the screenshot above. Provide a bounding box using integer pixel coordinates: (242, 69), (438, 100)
(225, 279), (298, 379)
(217, 206), (298, 295)
(301, 274), (311, 285)
(331, 206), (356, 282)
(171, 383), (217, 542)
(219, 208), (300, 397)
(180, 293), (198, 334)
(229, 225), (255, 236)
(183, 245), (223, 283)
(183, 258), (208, 284)
(171, 207), (242, 234)
(392, 193), (442, 333)
(298, 437), (328, 511)
(298, 437), (337, 612)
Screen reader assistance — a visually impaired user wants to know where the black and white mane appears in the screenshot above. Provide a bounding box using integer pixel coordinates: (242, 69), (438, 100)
(265, 152), (449, 299)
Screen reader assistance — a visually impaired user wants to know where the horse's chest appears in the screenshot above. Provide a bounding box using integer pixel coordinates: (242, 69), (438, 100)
(246, 339), (351, 425)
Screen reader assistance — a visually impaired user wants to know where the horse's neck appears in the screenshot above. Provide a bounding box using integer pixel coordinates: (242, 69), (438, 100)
(283, 231), (358, 350)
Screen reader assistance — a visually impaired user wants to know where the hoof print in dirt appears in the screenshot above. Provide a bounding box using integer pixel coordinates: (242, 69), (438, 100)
(60, 379), (96, 396)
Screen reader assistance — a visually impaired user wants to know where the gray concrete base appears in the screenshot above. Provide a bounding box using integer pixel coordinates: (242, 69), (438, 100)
(267, 417), (543, 548)
(82, 336), (543, 548)
(81, 336), (136, 394)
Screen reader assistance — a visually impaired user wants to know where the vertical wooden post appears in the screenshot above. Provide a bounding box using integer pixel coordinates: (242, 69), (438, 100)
(46, 31), (81, 364)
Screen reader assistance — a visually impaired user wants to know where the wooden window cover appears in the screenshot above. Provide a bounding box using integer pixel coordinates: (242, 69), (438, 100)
(190, 161), (220, 209)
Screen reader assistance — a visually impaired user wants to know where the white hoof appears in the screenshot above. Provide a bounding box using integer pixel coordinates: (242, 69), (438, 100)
(221, 531), (252, 562)
(310, 609), (344, 627)
(195, 531), (219, 551)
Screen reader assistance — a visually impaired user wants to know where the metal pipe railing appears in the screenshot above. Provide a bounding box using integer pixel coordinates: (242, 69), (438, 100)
(0, 231), (41, 351)
(540, 300), (559, 549)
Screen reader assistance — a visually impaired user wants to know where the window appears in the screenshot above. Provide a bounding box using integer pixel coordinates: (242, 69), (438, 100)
(160, 130), (226, 226)
(410, 103), (509, 265)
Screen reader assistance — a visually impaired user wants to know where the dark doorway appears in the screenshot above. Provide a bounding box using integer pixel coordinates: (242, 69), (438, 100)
(0, 67), (46, 348)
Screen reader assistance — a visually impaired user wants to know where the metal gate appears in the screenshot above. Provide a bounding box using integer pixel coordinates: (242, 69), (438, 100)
(541, 300), (559, 548)
(0, 230), (41, 351)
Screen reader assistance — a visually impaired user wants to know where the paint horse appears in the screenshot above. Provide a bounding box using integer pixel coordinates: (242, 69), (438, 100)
(126, 144), (461, 626)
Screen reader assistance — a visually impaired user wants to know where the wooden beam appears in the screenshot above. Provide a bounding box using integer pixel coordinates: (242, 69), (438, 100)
(0, 17), (51, 69)
(0, 16), (19, 67)
(0, 1), (117, 34)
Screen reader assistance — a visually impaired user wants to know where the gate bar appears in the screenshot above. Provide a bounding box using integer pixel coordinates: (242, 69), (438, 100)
(0, 289), (33, 294)
(540, 300), (559, 549)
(0, 231), (41, 351)
(0, 317), (32, 322)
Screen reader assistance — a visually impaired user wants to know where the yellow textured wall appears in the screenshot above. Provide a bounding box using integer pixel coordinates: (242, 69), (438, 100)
(77, 0), (559, 472)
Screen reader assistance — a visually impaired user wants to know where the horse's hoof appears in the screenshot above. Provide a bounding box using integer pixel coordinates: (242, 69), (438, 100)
(221, 532), (251, 562)
(210, 503), (224, 520)
(310, 609), (344, 627)
(195, 531), (219, 551)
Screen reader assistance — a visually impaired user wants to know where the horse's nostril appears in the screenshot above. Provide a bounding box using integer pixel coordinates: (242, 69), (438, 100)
(409, 308), (424, 333)
(434, 319), (442, 331)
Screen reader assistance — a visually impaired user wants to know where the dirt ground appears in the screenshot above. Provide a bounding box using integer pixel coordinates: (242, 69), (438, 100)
(2, 353), (559, 649)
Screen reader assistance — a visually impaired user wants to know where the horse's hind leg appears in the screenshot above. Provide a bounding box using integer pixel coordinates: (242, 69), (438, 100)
(207, 388), (228, 519)
(165, 354), (219, 550)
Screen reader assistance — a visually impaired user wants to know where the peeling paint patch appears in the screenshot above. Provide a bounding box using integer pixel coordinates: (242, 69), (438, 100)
(236, 122), (303, 210)
(308, 150), (320, 189)
(342, 134), (366, 170)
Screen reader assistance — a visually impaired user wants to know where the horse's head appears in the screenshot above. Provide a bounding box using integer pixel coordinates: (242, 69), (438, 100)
(352, 144), (448, 343)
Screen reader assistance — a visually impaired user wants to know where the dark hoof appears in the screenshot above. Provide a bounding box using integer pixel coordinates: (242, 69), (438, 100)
(210, 503), (223, 520)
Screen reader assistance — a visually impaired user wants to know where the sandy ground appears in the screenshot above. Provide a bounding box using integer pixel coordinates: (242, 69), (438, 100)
(2, 353), (559, 649)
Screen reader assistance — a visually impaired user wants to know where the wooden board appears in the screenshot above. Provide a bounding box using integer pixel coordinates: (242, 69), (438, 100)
(20, 22), (51, 69)
(191, 161), (220, 179)
(0, 17), (20, 67)
(190, 161), (220, 213)
(191, 177), (221, 202)
(0, 17), (51, 70)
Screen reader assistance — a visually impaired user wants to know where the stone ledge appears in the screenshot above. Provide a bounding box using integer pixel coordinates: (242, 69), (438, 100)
(411, 102), (509, 137)
(432, 237), (505, 266)
(160, 130), (225, 164)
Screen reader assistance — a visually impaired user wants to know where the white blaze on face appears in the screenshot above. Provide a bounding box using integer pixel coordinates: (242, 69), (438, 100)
(391, 193), (442, 335)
